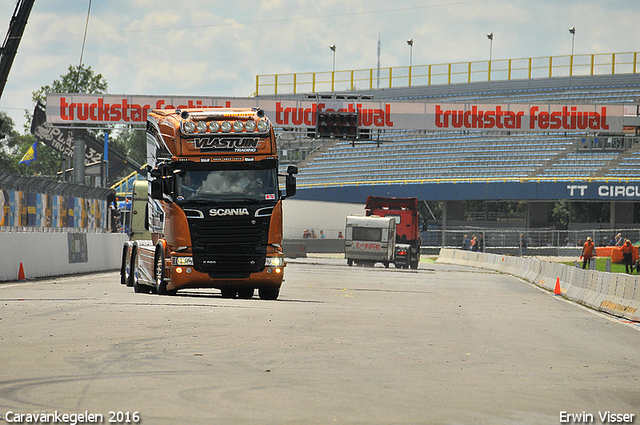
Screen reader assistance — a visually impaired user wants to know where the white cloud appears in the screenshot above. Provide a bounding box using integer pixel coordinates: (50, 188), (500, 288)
(0, 0), (639, 131)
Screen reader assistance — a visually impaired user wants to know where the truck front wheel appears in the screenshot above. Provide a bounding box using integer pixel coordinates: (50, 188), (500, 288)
(259, 287), (279, 300)
(155, 249), (175, 296)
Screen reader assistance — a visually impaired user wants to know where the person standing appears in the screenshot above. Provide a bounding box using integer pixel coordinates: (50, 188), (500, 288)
(470, 236), (478, 252)
(621, 239), (634, 274)
(520, 233), (527, 256)
(462, 235), (470, 250)
(580, 237), (595, 269)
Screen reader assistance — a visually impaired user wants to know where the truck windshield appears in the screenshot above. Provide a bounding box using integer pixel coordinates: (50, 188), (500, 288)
(175, 168), (279, 203)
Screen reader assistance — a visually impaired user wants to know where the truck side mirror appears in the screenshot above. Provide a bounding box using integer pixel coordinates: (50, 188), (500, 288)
(285, 174), (296, 198)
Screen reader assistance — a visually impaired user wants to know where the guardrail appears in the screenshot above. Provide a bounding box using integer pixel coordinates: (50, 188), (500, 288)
(436, 248), (640, 321)
(256, 51), (640, 96)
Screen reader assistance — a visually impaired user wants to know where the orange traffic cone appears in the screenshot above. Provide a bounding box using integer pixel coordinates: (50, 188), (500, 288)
(553, 277), (561, 295)
(18, 262), (26, 281)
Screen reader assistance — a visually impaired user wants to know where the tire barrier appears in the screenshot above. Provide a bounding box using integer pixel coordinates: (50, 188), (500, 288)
(437, 248), (640, 322)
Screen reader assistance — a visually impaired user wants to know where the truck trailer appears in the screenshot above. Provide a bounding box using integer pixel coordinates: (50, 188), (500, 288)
(121, 107), (297, 300)
(365, 196), (421, 269)
(344, 215), (396, 267)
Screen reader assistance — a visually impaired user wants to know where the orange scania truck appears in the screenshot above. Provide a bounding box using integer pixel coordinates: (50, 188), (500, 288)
(121, 107), (297, 300)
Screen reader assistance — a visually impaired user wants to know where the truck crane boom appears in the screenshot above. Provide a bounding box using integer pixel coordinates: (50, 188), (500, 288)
(0, 0), (35, 100)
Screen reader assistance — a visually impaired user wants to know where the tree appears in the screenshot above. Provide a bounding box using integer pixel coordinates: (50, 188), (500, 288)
(0, 65), (111, 177)
(31, 64), (107, 106)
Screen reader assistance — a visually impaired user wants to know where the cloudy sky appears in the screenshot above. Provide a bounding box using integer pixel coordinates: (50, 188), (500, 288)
(0, 0), (639, 131)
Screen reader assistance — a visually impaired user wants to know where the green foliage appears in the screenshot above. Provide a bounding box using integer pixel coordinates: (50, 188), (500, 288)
(32, 64), (108, 105)
(0, 64), (113, 177)
(112, 127), (146, 166)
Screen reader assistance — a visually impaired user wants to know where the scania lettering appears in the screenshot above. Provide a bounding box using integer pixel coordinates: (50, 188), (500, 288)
(121, 108), (297, 300)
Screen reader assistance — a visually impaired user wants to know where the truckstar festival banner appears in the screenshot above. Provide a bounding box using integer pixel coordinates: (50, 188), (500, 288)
(46, 94), (625, 133)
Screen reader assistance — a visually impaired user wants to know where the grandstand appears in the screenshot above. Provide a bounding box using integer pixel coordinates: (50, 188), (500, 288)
(269, 73), (640, 185)
(258, 67), (640, 234)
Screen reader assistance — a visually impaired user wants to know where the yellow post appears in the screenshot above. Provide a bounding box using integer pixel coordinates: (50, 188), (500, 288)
(312, 73), (316, 93)
(274, 74), (278, 95)
(612, 53), (616, 74)
(331, 71), (335, 92)
(634, 52), (638, 74)
(369, 69), (373, 89)
(508, 59), (512, 80)
(389, 67), (393, 88)
(590, 54), (594, 75)
(569, 55), (573, 76)
(293, 73), (297, 94)
(468, 62), (471, 83)
(528, 57), (532, 79)
(448, 63), (452, 84)
(428, 64), (432, 85)
(408, 66), (412, 86)
(549, 56), (552, 78)
(350, 70), (354, 90)
(487, 61), (491, 82)
(255, 75), (259, 96)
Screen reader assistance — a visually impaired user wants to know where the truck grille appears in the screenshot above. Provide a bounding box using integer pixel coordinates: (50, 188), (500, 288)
(187, 211), (271, 278)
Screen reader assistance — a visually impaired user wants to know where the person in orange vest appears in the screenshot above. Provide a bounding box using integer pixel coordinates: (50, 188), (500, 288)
(580, 237), (596, 269)
(621, 238), (635, 274)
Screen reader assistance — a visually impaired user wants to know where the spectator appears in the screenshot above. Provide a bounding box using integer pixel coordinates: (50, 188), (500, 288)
(470, 235), (478, 252)
(320, 230), (326, 238)
(338, 231), (344, 239)
(520, 233), (527, 256)
(462, 234), (470, 250)
(615, 233), (624, 247)
(580, 237), (595, 269)
(622, 239), (634, 274)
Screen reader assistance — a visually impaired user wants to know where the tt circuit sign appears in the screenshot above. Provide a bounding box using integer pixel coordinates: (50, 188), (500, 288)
(567, 184), (640, 200)
(45, 94), (625, 133)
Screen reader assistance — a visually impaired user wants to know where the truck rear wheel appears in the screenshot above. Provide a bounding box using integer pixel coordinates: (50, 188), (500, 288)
(120, 245), (129, 285)
(132, 249), (150, 293)
(220, 288), (236, 299)
(258, 287), (279, 300)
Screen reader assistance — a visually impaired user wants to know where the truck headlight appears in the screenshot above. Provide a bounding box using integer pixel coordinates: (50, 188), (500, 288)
(257, 120), (269, 132)
(172, 256), (194, 266)
(265, 256), (284, 267)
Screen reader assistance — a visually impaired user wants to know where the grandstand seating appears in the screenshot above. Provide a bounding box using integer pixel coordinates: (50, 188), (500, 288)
(272, 74), (640, 186)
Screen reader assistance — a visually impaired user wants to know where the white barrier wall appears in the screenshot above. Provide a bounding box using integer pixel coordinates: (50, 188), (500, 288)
(437, 248), (640, 322)
(0, 232), (128, 281)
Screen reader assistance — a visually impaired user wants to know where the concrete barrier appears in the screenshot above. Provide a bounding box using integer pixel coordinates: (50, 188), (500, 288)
(437, 248), (640, 322)
(0, 232), (128, 282)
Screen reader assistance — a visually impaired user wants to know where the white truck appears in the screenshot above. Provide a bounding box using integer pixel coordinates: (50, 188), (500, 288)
(344, 215), (396, 268)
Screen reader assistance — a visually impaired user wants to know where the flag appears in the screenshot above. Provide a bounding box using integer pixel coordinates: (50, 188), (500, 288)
(19, 142), (37, 166)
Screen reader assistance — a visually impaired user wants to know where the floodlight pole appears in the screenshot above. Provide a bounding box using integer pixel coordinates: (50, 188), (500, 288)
(407, 39), (413, 86)
(487, 33), (493, 81)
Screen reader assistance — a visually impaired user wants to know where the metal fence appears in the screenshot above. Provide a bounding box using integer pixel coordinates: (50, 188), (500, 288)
(256, 51), (639, 95)
(423, 227), (640, 255)
(0, 173), (114, 233)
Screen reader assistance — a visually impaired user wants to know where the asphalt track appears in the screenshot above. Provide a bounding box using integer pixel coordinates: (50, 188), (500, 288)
(0, 255), (639, 425)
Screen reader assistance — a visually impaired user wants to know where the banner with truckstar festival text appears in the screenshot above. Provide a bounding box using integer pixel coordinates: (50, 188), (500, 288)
(46, 94), (625, 133)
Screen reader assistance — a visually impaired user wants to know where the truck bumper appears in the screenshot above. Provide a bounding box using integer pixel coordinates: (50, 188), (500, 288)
(167, 263), (284, 291)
